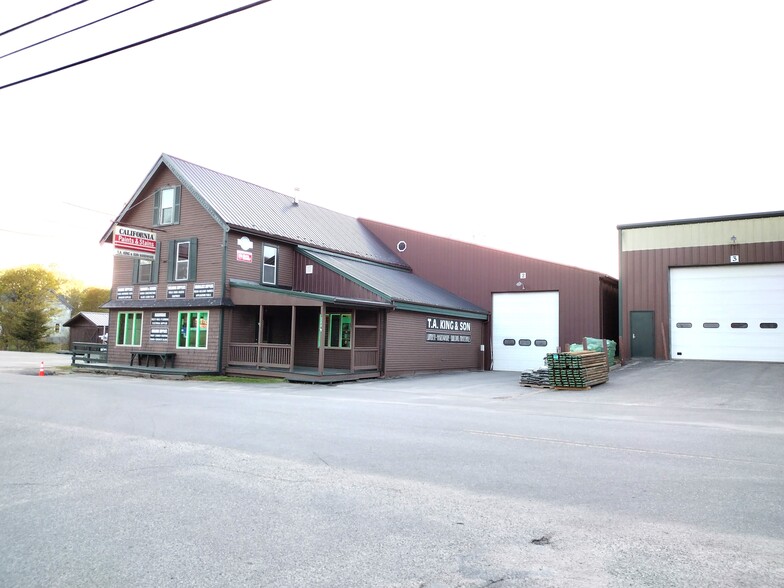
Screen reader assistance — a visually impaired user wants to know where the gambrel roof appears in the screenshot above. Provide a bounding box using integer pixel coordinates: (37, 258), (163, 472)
(104, 154), (408, 268)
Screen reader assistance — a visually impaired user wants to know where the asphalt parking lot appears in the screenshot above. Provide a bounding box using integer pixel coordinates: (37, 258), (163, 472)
(1, 352), (783, 587)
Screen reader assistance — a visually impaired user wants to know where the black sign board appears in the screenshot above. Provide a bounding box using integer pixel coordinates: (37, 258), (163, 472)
(116, 287), (133, 300)
(167, 284), (187, 299)
(151, 312), (169, 326)
(193, 283), (215, 298)
(139, 286), (157, 300)
(150, 328), (168, 342)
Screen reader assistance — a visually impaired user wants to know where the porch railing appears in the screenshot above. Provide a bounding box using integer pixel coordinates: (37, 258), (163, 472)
(228, 343), (292, 368)
(228, 343), (379, 372)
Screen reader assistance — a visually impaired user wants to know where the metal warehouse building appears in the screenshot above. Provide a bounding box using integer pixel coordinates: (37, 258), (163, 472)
(618, 211), (784, 364)
(360, 220), (619, 372)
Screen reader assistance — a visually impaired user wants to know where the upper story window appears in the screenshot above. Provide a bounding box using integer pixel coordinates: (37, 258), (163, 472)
(167, 238), (198, 282)
(132, 244), (159, 284)
(262, 244), (278, 285)
(153, 186), (181, 227)
(176, 241), (190, 281)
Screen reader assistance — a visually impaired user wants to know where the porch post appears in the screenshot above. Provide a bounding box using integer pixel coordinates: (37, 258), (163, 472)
(349, 309), (356, 372)
(289, 306), (296, 372)
(257, 304), (263, 365)
(318, 305), (325, 375)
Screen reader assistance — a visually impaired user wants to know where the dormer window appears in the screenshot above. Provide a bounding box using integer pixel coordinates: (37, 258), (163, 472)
(153, 186), (181, 226)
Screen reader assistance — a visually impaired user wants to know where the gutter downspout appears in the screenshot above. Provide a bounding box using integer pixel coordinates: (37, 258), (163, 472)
(217, 227), (228, 374)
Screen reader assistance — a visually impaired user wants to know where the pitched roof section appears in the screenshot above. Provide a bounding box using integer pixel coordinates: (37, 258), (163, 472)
(63, 311), (109, 327)
(302, 249), (488, 318)
(162, 154), (407, 267)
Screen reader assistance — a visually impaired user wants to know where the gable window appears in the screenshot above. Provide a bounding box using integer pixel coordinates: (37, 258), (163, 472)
(262, 244), (278, 285)
(132, 243), (160, 284)
(116, 312), (142, 346)
(325, 313), (352, 348)
(167, 238), (198, 282)
(152, 186), (181, 227)
(178, 311), (208, 348)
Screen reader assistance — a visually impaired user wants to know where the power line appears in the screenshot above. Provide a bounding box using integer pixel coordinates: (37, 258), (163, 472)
(0, 0), (156, 61)
(0, 0), (275, 91)
(0, 0), (91, 37)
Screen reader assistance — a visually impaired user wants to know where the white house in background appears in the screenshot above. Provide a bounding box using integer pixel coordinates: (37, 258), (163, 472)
(46, 294), (73, 348)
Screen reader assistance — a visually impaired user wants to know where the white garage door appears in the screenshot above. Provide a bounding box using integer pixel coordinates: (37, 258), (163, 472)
(492, 292), (559, 371)
(670, 264), (784, 362)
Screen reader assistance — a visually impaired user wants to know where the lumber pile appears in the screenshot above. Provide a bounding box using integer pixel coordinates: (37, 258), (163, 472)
(545, 350), (609, 389)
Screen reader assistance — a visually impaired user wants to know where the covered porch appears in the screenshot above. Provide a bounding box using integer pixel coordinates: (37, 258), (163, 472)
(226, 283), (387, 382)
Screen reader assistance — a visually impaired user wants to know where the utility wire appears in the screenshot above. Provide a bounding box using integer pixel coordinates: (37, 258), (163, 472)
(0, 0), (274, 91)
(0, 0), (91, 37)
(0, 0), (156, 61)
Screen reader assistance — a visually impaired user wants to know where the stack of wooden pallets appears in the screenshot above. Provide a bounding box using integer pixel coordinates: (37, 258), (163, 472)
(545, 350), (609, 389)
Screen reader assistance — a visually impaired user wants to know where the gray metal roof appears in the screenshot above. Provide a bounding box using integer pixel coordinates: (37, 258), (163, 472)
(162, 154), (407, 267)
(63, 311), (109, 327)
(302, 249), (489, 316)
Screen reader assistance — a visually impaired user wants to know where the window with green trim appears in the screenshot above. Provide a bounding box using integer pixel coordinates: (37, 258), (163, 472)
(116, 312), (142, 346)
(178, 311), (208, 348)
(326, 313), (352, 348)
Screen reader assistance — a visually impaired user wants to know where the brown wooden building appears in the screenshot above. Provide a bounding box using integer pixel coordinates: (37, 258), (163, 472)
(62, 311), (109, 346)
(618, 211), (784, 363)
(100, 154), (488, 382)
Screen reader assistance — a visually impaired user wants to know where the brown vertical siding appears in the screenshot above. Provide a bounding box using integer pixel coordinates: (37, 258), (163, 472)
(360, 219), (617, 354)
(293, 252), (386, 302)
(225, 231), (295, 288)
(384, 310), (484, 376)
(619, 241), (784, 361)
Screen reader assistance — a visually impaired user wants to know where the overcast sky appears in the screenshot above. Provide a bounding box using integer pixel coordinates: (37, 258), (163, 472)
(1, 0), (782, 287)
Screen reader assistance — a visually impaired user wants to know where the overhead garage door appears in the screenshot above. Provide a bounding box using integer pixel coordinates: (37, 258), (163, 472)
(492, 292), (559, 371)
(670, 264), (784, 362)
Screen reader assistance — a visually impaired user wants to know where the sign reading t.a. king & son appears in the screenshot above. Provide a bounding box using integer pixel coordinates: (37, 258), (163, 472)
(426, 317), (472, 343)
(112, 226), (156, 259)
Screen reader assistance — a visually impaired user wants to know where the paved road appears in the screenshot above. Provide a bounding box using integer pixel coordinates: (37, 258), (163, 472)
(1, 353), (782, 587)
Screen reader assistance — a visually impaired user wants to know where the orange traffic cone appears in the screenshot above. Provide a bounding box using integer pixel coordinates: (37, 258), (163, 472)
(39, 361), (45, 376)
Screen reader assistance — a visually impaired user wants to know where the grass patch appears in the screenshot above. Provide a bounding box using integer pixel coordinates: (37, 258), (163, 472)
(189, 375), (286, 384)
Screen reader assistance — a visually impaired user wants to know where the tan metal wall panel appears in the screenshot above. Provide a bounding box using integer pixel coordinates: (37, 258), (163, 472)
(622, 216), (784, 252)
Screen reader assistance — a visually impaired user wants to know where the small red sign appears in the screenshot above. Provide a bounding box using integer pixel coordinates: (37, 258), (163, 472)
(237, 250), (253, 263)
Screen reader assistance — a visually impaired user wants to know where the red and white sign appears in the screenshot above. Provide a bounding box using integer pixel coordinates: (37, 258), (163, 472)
(237, 250), (253, 263)
(113, 226), (157, 259)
